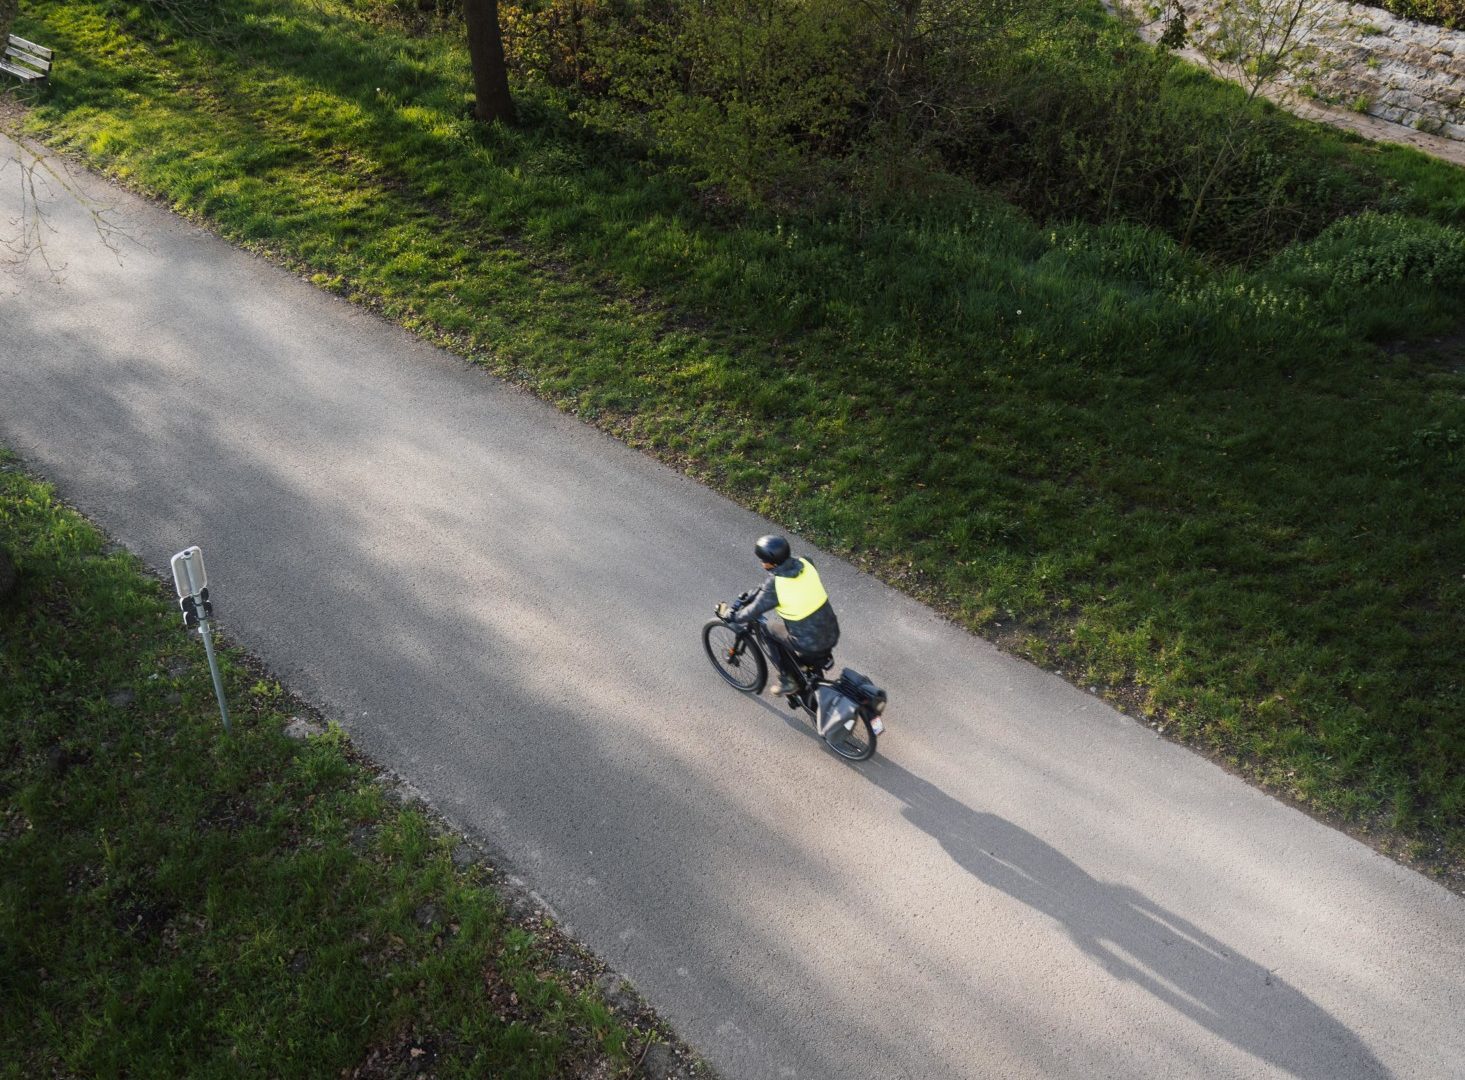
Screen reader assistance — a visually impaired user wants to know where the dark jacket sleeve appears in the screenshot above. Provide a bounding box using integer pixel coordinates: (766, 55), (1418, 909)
(736, 575), (779, 623)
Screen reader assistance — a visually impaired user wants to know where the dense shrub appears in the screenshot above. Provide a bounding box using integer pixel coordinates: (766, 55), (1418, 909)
(1270, 211), (1465, 290)
(490, 2), (1398, 261)
(499, 0), (617, 92)
(1366, 0), (1464, 28)
(499, 0), (875, 204)
(981, 32), (1391, 260)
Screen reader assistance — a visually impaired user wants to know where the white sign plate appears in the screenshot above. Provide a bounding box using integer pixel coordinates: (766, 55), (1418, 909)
(170, 546), (208, 599)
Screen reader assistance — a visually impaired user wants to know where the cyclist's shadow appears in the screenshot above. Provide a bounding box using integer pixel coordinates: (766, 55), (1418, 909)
(853, 755), (1389, 1080)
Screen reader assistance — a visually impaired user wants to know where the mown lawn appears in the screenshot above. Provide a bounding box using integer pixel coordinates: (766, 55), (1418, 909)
(7, 0), (1464, 874)
(0, 455), (689, 1076)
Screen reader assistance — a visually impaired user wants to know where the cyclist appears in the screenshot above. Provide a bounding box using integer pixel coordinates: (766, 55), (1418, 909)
(733, 535), (840, 696)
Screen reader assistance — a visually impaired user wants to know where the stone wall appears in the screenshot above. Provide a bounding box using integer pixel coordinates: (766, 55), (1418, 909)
(1111, 1), (1465, 143)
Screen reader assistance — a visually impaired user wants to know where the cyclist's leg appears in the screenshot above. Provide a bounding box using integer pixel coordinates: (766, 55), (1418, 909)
(762, 620), (802, 689)
(769, 619), (831, 672)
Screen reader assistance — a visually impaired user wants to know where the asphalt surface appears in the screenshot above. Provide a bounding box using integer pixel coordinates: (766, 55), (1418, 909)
(3, 136), (1462, 1079)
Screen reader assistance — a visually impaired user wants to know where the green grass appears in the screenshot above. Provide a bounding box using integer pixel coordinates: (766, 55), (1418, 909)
(8, 0), (1465, 872)
(0, 455), (670, 1076)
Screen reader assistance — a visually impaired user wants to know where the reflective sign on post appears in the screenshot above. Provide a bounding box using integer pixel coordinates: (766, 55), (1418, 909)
(171, 545), (207, 600)
(170, 545), (230, 734)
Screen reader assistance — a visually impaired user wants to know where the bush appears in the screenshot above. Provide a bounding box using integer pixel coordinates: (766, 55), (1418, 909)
(1270, 211), (1465, 290)
(961, 22), (1386, 261)
(1369, 0), (1465, 28)
(501, 0), (872, 206)
(499, 0), (618, 92)
(493, 2), (1408, 261)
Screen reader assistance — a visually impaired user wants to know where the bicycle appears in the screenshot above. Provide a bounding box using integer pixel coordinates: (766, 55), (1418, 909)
(702, 592), (888, 761)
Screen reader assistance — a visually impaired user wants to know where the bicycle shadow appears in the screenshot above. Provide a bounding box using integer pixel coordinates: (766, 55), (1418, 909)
(843, 754), (1390, 1079)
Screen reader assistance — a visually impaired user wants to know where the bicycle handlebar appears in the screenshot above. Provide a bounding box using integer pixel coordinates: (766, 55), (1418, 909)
(716, 591), (756, 622)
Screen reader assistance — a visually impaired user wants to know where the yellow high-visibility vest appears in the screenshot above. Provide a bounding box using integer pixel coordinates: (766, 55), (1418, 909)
(774, 559), (828, 622)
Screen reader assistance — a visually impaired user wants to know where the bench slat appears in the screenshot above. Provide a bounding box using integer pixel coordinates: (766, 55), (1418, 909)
(7, 35), (52, 60)
(4, 46), (51, 72)
(0, 59), (43, 82)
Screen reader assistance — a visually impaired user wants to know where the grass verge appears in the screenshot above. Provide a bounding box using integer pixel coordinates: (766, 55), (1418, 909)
(0, 452), (705, 1077)
(6, 0), (1464, 880)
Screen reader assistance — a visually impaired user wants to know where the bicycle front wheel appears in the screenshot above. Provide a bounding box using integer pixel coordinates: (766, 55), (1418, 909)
(825, 713), (877, 761)
(702, 620), (767, 694)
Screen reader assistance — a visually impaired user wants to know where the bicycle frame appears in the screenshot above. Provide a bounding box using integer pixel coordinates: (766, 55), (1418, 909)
(724, 609), (827, 710)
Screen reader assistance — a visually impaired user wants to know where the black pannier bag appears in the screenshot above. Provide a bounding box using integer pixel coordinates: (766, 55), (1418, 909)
(815, 685), (860, 737)
(834, 668), (887, 716)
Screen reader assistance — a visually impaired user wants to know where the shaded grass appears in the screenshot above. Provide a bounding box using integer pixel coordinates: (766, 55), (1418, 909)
(0, 454), (662, 1076)
(10, 0), (1465, 870)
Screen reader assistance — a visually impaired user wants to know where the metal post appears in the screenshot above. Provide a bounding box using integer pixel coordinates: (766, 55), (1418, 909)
(197, 611), (231, 734)
(171, 546), (231, 735)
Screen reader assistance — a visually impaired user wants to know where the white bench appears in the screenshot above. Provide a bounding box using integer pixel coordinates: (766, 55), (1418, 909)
(1, 34), (52, 83)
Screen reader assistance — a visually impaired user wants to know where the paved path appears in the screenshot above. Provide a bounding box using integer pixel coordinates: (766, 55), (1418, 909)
(2, 137), (1462, 1079)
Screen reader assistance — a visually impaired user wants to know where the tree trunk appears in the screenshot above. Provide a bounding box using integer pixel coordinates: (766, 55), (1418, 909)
(462, 0), (515, 126)
(0, 0), (19, 45)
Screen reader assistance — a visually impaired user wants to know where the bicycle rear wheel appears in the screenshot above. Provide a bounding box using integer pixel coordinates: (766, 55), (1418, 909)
(702, 620), (767, 694)
(824, 713), (877, 761)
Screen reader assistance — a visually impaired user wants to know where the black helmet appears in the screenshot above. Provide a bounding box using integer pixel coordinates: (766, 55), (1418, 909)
(755, 535), (791, 565)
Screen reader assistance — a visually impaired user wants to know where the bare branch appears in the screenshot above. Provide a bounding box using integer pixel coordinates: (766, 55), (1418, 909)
(1195, 0), (1330, 101)
(2, 103), (136, 284)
